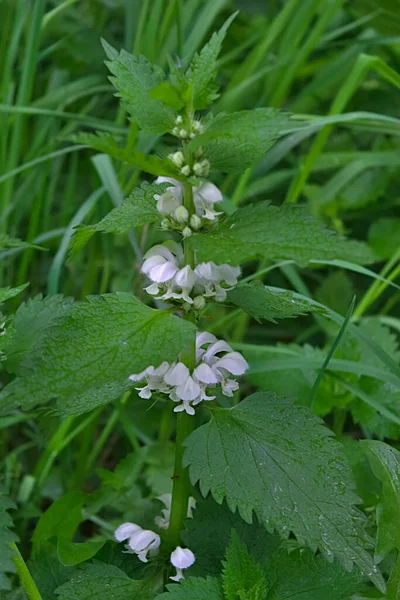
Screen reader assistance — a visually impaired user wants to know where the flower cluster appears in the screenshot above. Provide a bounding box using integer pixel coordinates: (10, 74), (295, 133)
(142, 240), (240, 308)
(129, 332), (249, 415)
(155, 177), (222, 233)
(115, 496), (196, 581)
(171, 114), (204, 140)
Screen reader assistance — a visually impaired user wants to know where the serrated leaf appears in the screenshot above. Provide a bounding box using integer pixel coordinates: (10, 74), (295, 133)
(361, 440), (400, 562)
(228, 282), (325, 323)
(74, 131), (179, 178)
(70, 181), (168, 256)
(55, 563), (153, 600)
(5, 294), (75, 375)
(155, 577), (224, 600)
(0, 284), (28, 305)
(188, 202), (376, 266)
(183, 392), (384, 592)
(0, 486), (18, 591)
(30, 551), (77, 600)
(185, 12), (238, 109)
(182, 497), (280, 577)
(102, 39), (176, 134)
(0, 233), (45, 251)
(266, 548), (363, 600)
(350, 380), (400, 440)
(149, 82), (185, 110)
(0, 293), (195, 417)
(188, 109), (293, 172)
(222, 531), (266, 600)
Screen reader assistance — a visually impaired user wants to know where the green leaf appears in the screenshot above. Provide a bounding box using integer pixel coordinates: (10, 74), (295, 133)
(70, 181), (168, 256)
(368, 218), (400, 260)
(0, 486), (18, 591)
(102, 39), (176, 134)
(149, 82), (185, 110)
(361, 440), (400, 561)
(5, 294), (75, 375)
(185, 12), (238, 110)
(188, 110), (293, 172)
(183, 392), (384, 592)
(0, 233), (45, 251)
(30, 551), (77, 600)
(55, 563), (153, 600)
(188, 202), (376, 266)
(0, 284), (28, 305)
(0, 293), (195, 417)
(155, 577), (224, 600)
(222, 531), (266, 600)
(266, 548), (363, 600)
(228, 281), (325, 323)
(350, 380), (400, 440)
(182, 497), (280, 577)
(74, 131), (179, 178)
(57, 540), (105, 567)
(32, 492), (87, 550)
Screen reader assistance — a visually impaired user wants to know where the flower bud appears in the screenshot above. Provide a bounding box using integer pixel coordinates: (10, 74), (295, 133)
(179, 129), (188, 139)
(172, 127), (180, 136)
(174, 205), (189, 224)
(182, 226), (192, 238)
(180, 165), (191, 177)
(169, 151), (185, 168)
(193, 295), (206, 310)
(190, 214), (202, 230)
(161, 218), (171, 230)
(175, 115), (183, 124)
(192, 120), (204, 134)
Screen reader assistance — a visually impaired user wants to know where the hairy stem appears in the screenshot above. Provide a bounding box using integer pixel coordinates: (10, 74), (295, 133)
(10, 543), (43, 600)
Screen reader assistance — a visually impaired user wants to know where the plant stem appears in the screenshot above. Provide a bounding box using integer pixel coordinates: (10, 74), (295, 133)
(167, 181), (196, 550)
(10, 542), (43, 600)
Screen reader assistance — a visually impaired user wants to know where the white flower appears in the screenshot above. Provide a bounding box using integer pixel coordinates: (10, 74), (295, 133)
(154, 494), (196, 529)
(129, 361), (170, 399)
(154, 178), (223, 226)
(194, 262), (241, 302)
(170, 547), (195, 582)
(114, 522), (160, 563)
(142, 241), (183, 283)
(193, 182), (223, 221)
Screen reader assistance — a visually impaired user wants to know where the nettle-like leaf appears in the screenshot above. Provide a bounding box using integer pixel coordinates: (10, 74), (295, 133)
(184, 392), (385, 591)
(55, 563), (153, 600)
(102, 39), (176, 135)
(0, 293), (196, 417)
(362, 440), (400, 562)
(188, 202), (376, 265)
(350, 380), (400, 441)
(182, 497), (280, 577)
(0, 284), (28, 305)
(0, 233), (45, 251)
(70, 181), (168, 256)
(156, 577), (224, 600)
(228, 282), (325, 323)
(5, 294), (75, 375)
(185, 12), (238, 110)
(74, 132), (179, 178)
(188, 109), (293, 172)
(0, 486), (18, 590)
(222, 531), (266, 600)
(266, 548), (363, 600)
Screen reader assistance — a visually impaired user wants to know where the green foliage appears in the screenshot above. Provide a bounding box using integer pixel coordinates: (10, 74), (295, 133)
(362, 440), (400, 561)
(184, 392), (384, 591)
(0, 486), (18, 590)
(228, 281), (325, 323)
(265, 548), (363, 600)
(70, 182), (168, 256)
(0, 293), (195, 416)
(368, 218), (400, 259)
(5, 294), (74, 374)
(185, 12), (238, 110)
(74, 132), (179, 178)
(102, 40), (176, 135)
(188, 202), (376, 265)
(156, 577), (224, 600)
(222, 532), (266, 600)
(55, 563), (153, 600)
(0, 285), (28, 305)
(189, 109), (293, 172)
(0, 234), (44, 251)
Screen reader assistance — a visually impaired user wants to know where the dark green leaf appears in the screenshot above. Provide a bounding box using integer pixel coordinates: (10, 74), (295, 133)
(32, 492), (87, 550)
(185, 12), (238, 110)
(228, 282), (325, 323)
(102, 39), (176, 134)
(362, 440), (400, 561)
(222, 531), (266, 600)
(30, 551), (77, 600)
(0, 486), (18, 591)
(57, 540), (105, 567)
(74, 132), (179, 178)
(155, 577), (224, 600)
(188, 202), (376, 266)
(0, 284), (28, 305)
(0, 293), (196, 417)
(184, 392), (384, 591)
(368, 218), (400, 260)
(188, 110), (293, 172)
(0, 234), (45, 251)
(70, 182), (168, 256)
(149, 82), (185, 110)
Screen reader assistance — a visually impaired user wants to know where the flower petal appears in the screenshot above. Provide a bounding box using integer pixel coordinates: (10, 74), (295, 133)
(203, 340), (234, 363)
(150, 261), (178, 283)
(114, 522), (142, 542)
(128, 530), (160, 553)
(195, 182), (223, 205)
(193, 362), (219, 384)
(170, 547), (195, 569)
(213, 352), (249, 376)
(164, 362), (190, 386)
(175, 376), (201, 401)
(196, 331), (217, 349)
